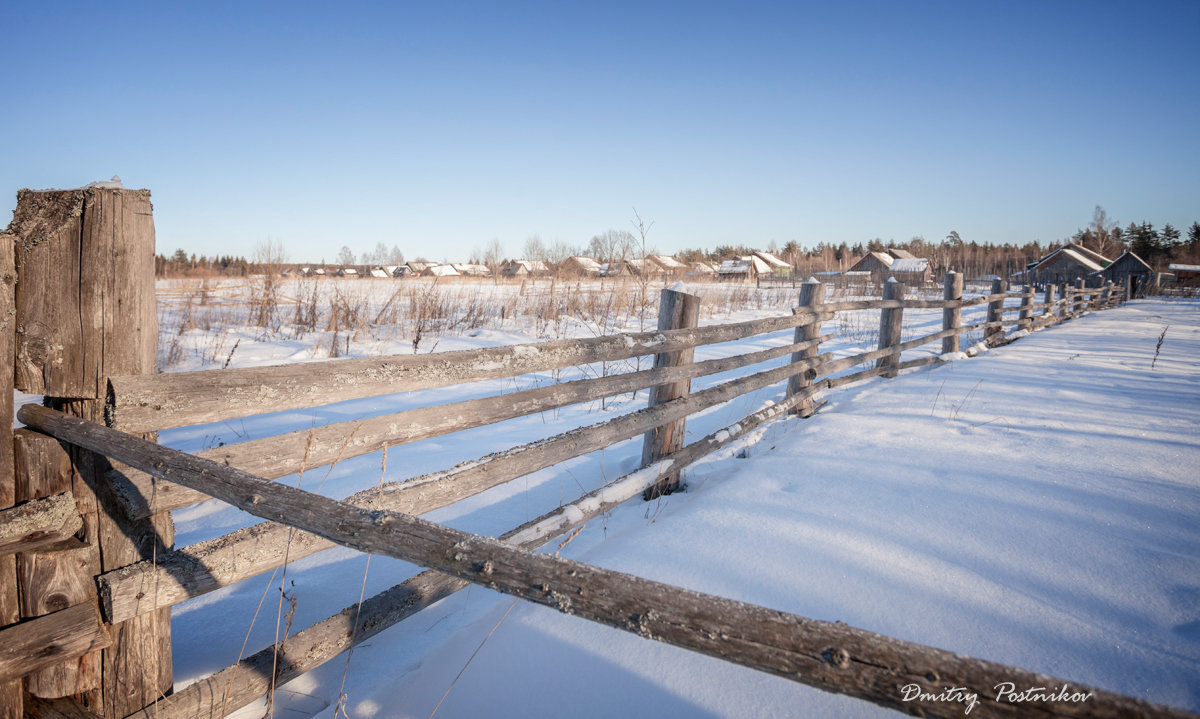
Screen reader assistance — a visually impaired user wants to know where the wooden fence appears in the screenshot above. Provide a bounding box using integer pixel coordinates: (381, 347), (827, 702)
(1, 187), (1191, 719)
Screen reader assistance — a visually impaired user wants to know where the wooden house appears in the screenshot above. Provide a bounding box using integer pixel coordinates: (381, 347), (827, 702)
(847, 252), (894, 285)
(1025, 243), (1109, 286)
(752, 251), (792, 278)
(406, 261), (438, 275)
(560, 256), (603, 277)
(422, 264), (459, 277)
(451, 263), (491, 277)
(647, 254), (688, 276)
(1095, 251), (1152, 290)
(887, 258), (932, 286)
(501, 259), (549, 277)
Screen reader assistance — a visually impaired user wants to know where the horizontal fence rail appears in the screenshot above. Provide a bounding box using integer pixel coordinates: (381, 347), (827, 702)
(19, 405), (1190, 719)
(106, 295), (1007, 434)
(7, 261), (1147, 719)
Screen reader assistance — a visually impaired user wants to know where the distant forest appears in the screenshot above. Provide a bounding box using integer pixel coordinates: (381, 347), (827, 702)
(156, 209), (1200, 279)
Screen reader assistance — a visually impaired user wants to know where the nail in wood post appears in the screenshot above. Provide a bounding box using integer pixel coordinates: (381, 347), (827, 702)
(985, 278), (1006, 346)
(0, 227), (19, 719)
(875, 279), (905, 379)
(9, 187), (170, 718)
(1017, 283), (1034, 332)
(941, 271), (963, 355)
(787, 280), (824, 415)
(642, 288), (700, 499)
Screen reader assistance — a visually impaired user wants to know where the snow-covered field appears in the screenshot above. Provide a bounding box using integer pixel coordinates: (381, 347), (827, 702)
(151, 285), (1199, 718)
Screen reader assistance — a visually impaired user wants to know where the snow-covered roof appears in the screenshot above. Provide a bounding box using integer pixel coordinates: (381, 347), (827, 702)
(752, 251), (791, 269)
(1031, 248), (1104, 274)
(424, 264), (459, 276)
(629, 258), (665, 274)
(718, 260), (752, 274)
(564, 256), (603, 272)
(648, 254), (687, 270)
(451, 263), (491, 276)
(689, 261), (716, 273)
(1168, 263), (1200, 273)
(369, 267), (390, 278)
(889, 258), (930, 273)
(886, 248), (917, 260)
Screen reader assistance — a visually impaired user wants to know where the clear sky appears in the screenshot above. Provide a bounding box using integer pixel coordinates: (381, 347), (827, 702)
(4, 1), (1198, 263)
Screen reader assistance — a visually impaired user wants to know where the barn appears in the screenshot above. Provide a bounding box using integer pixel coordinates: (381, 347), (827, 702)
(1025, 243), (1110, 286)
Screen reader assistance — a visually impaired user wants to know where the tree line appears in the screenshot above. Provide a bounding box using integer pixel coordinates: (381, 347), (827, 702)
(156, 207), (1199, 279)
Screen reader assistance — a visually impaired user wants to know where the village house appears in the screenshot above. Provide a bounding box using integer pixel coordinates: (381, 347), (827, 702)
(422, 264), (459, 277)
(847, 251), (895, 285)
(1024, 243), (1110, 286)
(559, 256), (604, 277)
(451, 263), (491, 277)
(887, 257), (932, 286)
(752, 251), (792, 278)
(1094, 251), (1152, 293)
(646, 254), (688, 276)
(501, 259), (549, 277)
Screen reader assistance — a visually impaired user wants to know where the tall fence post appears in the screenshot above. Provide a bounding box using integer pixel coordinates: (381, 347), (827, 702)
(1074, 278), (1086, 315)
(787, 279), (824, 415)
(642, 288), (700, 499)
(941, 271), (962, 355)
(0, 227), (19, 719)
(1017, 283), (1035, 332)
(985, 278), (1007, 345)
(1042, 283), (1057, 326)
(1125, 275), (1134, 303)
(8, 187), (170, 717)
(876, 279), (905, 378)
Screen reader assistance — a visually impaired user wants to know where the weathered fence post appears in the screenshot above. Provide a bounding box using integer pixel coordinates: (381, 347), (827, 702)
(985, 278), (1007, 345)
(1017, 283), (1035, 332)
(1042, 283), (1056, 326)
(1074, 278), (1086, 315)
(642, 288), (700, 499)
(1124, 275), (1134, 303)
(787, 280), (824, 415)
(876, 279), (905, 378)
(0, 227), (19, 719)
(941, 271), (963, 355)
(7, 186), (170, 718)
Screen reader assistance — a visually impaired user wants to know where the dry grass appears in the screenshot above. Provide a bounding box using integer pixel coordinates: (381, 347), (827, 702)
(155, 276), (948, 371)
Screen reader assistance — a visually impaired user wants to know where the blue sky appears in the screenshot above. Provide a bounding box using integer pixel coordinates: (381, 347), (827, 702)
(4, 1), (1198, 263)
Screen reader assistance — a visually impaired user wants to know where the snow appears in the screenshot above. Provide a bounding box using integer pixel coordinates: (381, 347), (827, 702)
(149, 293), (1199, 718)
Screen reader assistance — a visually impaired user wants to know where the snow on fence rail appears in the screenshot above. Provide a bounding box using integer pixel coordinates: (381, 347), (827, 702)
(2, 186), (1179, 719)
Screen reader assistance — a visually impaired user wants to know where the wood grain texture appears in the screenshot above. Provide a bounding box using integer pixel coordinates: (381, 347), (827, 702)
(0, 604), (111, 683)
(9, 187), (167, 716)
(20, 406), (1193, 719)
(640, 288), (700, 498)
(941, 272), (963, 355)
(0, 494), (81, 557)
(105, 296), (1000, 434)
(97, 325), (960, 623)
(0, 227), (19, 719)
(876, 280), (905, 378)
(107, 332), (835, 520)
(788, 280), (824, 415)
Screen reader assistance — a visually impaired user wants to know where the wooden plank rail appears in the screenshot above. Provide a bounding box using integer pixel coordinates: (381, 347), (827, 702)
(106, 295), (1003, 434)
(0, 493), (82, 557)
(17, 406), (1190, 719)
(108, 332), (836, 520)
(0, 604), (110, 683)
(124, 371), (846, 719)
(98, 324), (965, 623)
